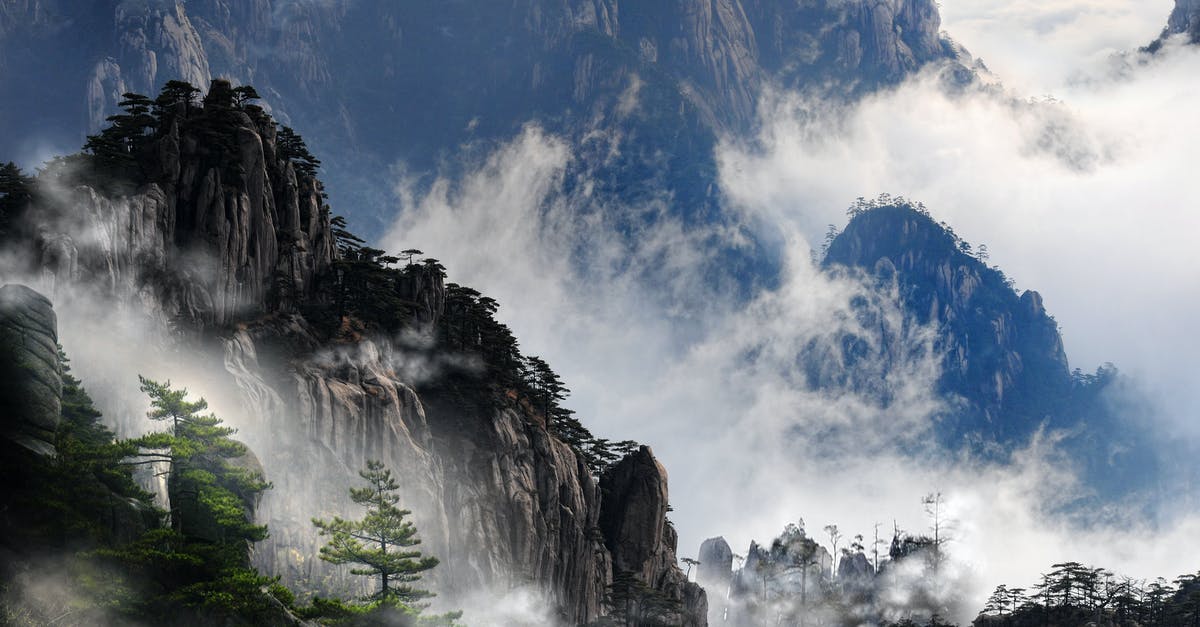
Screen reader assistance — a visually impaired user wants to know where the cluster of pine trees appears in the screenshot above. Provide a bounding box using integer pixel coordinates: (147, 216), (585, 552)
(1, 357), (457, 626)
(977, 563), (1200, 627)
(714, 495), (960, 627)
(2, 78), (652, 624)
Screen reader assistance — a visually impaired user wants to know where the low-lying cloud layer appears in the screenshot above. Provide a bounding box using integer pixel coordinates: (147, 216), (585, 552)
(381, 2), (1200, 620)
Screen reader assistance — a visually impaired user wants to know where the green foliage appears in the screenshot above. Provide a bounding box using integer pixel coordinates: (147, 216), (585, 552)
(595, 570), (681, 626)
(277, 124), (322, 177)
(131, 376), (269, 544)
(82, 378), (279, 622)
(0, 161), (33, 244)
(977, 565), (1200, 627)
(30, 354), (152, 542)
(312, 460), (439, 604)
(297, 595), (462, 626)
(438, 282), (638, 474)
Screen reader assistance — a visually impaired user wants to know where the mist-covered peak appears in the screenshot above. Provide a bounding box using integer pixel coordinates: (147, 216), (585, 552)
(821, 199), (1162, 506)
(824, 199), (1069, 435)
(1165, 0), (1200, 42)
(1147, 0), (1200, 51)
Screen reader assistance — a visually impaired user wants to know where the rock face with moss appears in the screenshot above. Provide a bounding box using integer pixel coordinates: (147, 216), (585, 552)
(0, 284), (61, 456)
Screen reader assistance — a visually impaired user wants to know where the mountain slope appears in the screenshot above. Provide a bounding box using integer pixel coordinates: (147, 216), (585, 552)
(1149, 0), (1200, 50)
(0, 0), (973, 243)
(0, 79), (704, 624)
(822, 201), (1162, 505)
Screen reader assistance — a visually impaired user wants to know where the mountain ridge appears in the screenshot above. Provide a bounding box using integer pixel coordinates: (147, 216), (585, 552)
(0, 78), (704, 624)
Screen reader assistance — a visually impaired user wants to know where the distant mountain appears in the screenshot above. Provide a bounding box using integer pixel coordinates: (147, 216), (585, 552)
(1147, 0), (1200, 51)
(0, 80), (704, 624)
(0, 0), (973, 242)
(823, 201), (1163, 506)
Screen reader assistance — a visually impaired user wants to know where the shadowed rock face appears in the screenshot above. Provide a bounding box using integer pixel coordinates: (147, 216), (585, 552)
(824, 205), (1071, 446)
(599, 445), (708, 626)
(29, 85), (335, 331)
(1170, 0), (1200, 38)
(0, 283), (61, 456)
(1151, 0), (1200, 48)
(822, 204), (1161, 503)
(10, 80), (703, 623)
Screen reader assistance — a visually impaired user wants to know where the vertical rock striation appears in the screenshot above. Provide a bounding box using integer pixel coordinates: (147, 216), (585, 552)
(16, 80), (703, 623)
(0, 284), (61, 456)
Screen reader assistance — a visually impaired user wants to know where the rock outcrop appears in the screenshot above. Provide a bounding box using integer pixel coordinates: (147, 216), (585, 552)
(10, 80), (703, 624)
(822, 203), (1160, 502)
(697, 536), (734, 623)
(1149, 0), (1200, 50)
(0, 283), (157, 568)
(32, 81), (334, 332)
(0, 283), (61, 456)
(823, 204), (1071, 445)
(598, 446), (707, 626)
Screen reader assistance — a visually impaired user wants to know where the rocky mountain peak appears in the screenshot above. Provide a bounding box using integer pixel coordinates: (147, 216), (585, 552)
(823, 201), (1071, 445)
(1167, 0), (1200, 42)
(1147, 0), (1200, 51)
(822, 200), (1161, 504)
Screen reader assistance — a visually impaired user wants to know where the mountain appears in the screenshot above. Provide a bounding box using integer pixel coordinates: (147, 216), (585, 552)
(822, 201), (1162, 504)
(1148, 0), (1200, 50)
(0, 0), (974, 244)
(0, 80), (703, 624)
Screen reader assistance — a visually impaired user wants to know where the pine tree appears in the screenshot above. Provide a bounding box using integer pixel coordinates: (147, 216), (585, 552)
(313, 460), (440, 604)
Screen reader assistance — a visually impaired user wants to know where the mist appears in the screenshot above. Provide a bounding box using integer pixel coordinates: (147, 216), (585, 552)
(377, 3), (1200, 622)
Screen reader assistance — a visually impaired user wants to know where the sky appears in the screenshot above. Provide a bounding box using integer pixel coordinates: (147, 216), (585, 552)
(380, 0), (1200, 619)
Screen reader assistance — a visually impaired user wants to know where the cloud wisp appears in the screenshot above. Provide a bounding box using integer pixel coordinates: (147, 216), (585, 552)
(380, 13), (1200, 620)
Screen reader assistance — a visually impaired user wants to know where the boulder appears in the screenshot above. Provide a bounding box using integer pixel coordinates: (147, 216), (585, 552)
(0, 284), (62, 456)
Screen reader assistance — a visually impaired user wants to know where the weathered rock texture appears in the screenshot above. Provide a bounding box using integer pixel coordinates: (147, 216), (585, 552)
(824, 205), (1069, 438)
(822, 203), (1160, 500)
(1149, 0), (1200, 49)
(598, 446), (707, 626)
(14, 80), (702, 624)
(0, 283), (61, 456)
(32, 92), (334, 332)
(697, 536), (734, 623)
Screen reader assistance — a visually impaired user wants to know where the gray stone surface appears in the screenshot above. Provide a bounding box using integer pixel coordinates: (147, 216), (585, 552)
(0, 284), (61, 456)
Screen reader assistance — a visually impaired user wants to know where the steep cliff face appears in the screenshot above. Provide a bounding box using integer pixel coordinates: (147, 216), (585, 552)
(0, 283), (61, 456)
(821, 203), (1159, 502)
(31, 88), (334, 331)
(824, 204), (1071, 444)
(419, 388), (611, 622)
(598, 445), (707, 625)
(10, 81), (702, 623)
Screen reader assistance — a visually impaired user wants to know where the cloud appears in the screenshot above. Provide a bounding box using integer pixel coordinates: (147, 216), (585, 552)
(378, 6), (1200, 622)
(938, 0), (1174, 93)
(720, 46), (1200, 442)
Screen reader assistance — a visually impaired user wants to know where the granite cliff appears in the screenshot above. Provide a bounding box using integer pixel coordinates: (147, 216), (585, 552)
(821, 201), (1159, 502)
(0, 79), (703, 624)
(0, 0), (972, 250)
(1149, 0), (1200, 50)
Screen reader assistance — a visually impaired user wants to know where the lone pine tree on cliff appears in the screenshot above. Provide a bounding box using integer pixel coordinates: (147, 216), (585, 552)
(312, 460), (440, 604)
